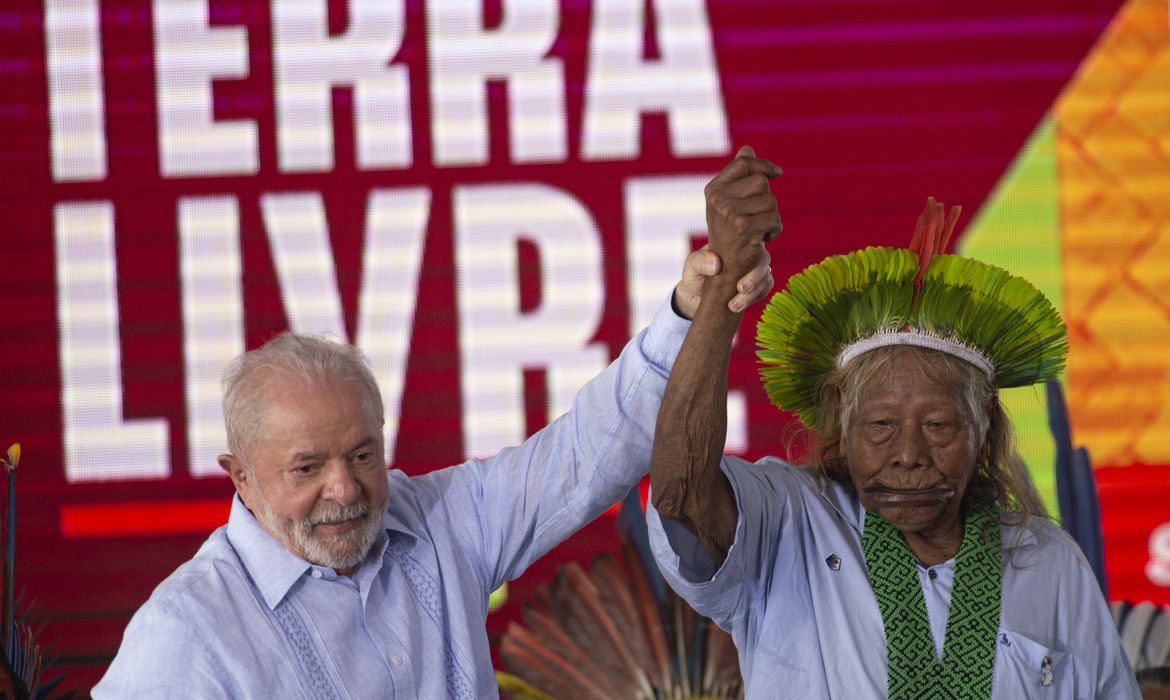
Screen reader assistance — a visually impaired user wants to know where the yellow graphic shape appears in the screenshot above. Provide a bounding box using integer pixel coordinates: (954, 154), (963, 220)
(1055, 0), (1170, 469)
(961, 0), (1170, 513)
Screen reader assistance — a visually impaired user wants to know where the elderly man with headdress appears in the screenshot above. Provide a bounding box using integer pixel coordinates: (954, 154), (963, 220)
(647, 158), (1139, 698)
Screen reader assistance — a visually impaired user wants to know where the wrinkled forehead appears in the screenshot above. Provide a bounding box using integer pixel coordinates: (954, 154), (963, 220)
(844, 346), (973, 416)
(852, 345), (971, 389)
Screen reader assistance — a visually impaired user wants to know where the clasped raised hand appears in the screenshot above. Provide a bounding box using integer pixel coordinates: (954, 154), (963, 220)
(704, 145), (782, 281)
(673, 146), (782, 319)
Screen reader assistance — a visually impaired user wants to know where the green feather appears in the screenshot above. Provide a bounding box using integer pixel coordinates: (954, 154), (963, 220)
(914, 255), (1067, 387)
(756, 248), (1067, 427)
(756, 248), (918, 426)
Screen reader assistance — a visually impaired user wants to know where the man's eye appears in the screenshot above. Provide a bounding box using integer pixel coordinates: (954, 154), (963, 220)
(293, 464), (314, 474)
(354, 451), (373, 463)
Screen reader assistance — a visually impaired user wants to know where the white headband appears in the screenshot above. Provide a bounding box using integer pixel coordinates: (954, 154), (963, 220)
(836, 330), (995, 379)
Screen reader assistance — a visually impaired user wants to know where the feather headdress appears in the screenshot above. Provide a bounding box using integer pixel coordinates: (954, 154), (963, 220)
(757, 198), (1068, 427)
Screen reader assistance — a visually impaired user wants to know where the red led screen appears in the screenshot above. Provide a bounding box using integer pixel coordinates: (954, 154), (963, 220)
(3, 0), (1167, 691)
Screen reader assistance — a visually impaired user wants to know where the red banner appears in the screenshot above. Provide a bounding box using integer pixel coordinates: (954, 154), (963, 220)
(4, 0), (1166, 691)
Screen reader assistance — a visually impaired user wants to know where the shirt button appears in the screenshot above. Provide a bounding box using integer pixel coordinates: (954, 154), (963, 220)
(391, 655), (403, 666)
(311, 568), (323, 579)
(928, 569), (938, 580)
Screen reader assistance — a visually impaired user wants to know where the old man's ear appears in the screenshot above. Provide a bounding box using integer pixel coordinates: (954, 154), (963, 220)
(221, 456), (256, 505)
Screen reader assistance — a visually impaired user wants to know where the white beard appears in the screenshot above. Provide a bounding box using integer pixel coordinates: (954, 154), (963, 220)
(250, 490), (383, 571)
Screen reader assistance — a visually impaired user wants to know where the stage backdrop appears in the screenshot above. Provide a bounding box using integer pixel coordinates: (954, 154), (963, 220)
(2, 0), (1168, 691)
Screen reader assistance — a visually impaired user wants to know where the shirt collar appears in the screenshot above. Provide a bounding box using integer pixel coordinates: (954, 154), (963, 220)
(225, 495), (315, 609)
(225, 490), (419, 609)
(817, 474), (866, 534)
(381, 505), (418, 542)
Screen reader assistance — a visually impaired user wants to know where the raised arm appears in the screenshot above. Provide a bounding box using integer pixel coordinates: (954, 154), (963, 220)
(414, 228), (776, 591)
(651, 146), (781, 566)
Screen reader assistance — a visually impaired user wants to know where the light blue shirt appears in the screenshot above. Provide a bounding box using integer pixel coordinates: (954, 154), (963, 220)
(648, 456), (1141, 699)
(95, 300), (688, 699)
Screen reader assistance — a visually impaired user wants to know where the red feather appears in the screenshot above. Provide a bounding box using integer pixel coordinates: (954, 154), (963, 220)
(499, 622), (612, 700)
(621, 542), (672, 689)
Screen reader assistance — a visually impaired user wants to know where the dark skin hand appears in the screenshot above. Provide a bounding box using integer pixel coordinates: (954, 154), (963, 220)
(650, 145), (782, 566)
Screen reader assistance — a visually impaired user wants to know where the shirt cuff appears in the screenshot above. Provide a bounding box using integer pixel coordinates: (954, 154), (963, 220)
(647, 458), (750, 586)
(640, 294), (692, 370)
(646, 475), (752, 624)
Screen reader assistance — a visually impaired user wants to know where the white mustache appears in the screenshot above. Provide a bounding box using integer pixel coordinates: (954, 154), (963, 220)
(307, 503), (370, 527)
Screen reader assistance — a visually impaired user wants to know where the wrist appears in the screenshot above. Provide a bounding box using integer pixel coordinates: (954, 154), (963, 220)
(697, 273), (742, 312)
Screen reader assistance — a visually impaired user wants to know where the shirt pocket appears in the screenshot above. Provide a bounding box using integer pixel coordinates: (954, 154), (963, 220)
(993, 628), (1085, 699)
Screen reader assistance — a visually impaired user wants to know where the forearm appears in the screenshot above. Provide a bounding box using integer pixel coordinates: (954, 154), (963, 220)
(651, 144), (778, 566)
(650, 273), (741, 565)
